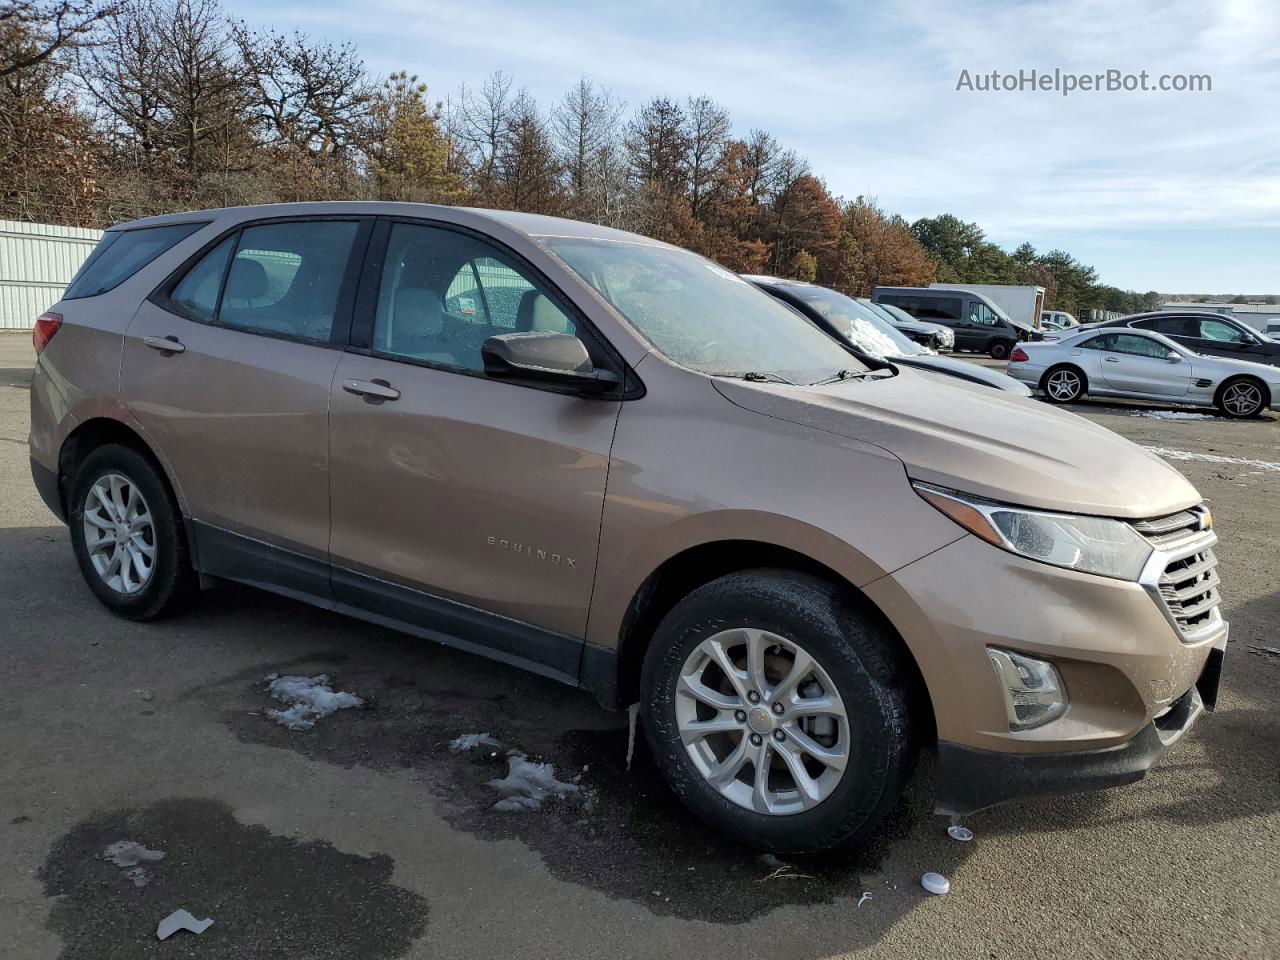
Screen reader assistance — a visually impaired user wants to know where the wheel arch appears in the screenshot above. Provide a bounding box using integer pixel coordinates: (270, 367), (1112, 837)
(57, 417), (186, 523)
(602, 539), (934, 739)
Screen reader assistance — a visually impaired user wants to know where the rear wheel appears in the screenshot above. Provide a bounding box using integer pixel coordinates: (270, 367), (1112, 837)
(1216, 377), (1266, 418)
(989, 339), (1014, 360)
(640, 570), (916, 856)
(68, 444), (196, 620)
(1042, 365), (1086, 403)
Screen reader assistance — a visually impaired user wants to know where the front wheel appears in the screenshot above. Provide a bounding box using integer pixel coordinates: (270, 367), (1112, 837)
(989, 339), (1013, 360)
(68, 443), (196, 620)
(640, 570), (916, 856)
(1216, 377), (1267, 418)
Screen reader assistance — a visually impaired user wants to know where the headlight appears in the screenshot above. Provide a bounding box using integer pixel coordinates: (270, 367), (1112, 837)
(913, 483), (1153, 580)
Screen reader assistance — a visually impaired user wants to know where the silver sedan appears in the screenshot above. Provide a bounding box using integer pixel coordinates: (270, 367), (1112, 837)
(1007, 327), (1280, 418)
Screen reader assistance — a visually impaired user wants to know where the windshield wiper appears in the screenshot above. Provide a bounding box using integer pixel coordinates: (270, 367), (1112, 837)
(737, 371), (795, 385)
(813, 366), (894, 385)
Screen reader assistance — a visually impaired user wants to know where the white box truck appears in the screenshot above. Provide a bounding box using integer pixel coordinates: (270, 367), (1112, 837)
(930, 283), (1045, 330)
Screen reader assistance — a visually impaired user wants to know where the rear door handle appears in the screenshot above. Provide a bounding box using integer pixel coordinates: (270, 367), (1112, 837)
(343, 379), (400, 402)
(142, 336), (185, 354)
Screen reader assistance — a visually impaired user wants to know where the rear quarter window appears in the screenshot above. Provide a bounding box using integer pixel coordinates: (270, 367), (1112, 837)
(65, 222), (207, 299)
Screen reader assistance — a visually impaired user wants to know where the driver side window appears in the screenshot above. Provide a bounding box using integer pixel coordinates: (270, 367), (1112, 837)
(967, 301), (1000, 327)
(1109, 334), (1171, 359)
(372, 223), (576, 373)
(1199, 319), (1250, 343)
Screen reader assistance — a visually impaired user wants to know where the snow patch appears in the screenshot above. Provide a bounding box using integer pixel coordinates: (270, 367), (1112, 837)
(1144, 447), (1280, 472)
(449, 732), (505, 753)
(265, 674), (363, 730)
(485, 753), (591, 813)
(1130, 410), (1216, 420)
(103, 840), (165, 867)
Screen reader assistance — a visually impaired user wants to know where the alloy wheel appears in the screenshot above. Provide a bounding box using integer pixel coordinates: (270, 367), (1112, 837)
(1046, 369), (1082, 401)
(1222, 381), (1262, 416)
(82, 473), (156, 594)
(674, 628), (850, 816)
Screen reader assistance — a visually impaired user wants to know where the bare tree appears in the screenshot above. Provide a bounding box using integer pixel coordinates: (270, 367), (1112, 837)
(450, 69), (512, 204)
(0, 0), (112, 77)
(684, 94), (728, 221)
(496, 88), (560, 213)
(234, 24), (372, 162)
(550, 76), (622, 214)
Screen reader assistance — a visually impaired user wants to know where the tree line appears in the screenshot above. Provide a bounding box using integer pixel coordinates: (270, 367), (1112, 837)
(1, 0), (1160, 315)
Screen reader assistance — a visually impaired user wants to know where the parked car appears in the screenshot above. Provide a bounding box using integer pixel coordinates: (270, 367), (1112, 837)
(861, 300), (954, 351)
(1264, 318), (1280, 339)
(929, 283), (1046, 330)
(1042, 310), (1078, 328)
(872, 286), (1040, 359)
(31, 203), (1224, 855)
(1008, 327), (1280, 417)
(1080, 311), (1280, 368)
(746, 276), (1030, 395)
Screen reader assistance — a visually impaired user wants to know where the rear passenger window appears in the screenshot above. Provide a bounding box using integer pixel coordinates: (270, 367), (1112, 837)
(219, 222), (358, 342)
(372, 223), (575, 373)
(66, 222), (205, 299)
(169, 237), (233, 322)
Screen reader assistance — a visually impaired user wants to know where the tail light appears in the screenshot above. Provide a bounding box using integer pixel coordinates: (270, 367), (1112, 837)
(33, 311), (63, 354)
(1009, 347), (1030, 363)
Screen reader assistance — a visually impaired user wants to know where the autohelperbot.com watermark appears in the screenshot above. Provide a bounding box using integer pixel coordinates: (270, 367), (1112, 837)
(956, 68), (1211, 96)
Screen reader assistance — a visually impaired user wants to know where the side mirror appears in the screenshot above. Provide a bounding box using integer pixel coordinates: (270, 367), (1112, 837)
(1167, 351), (1182, 362)
(481, 331), (620, 394)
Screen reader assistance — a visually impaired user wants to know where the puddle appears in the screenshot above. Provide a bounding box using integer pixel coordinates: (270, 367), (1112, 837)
(39, 798), (427, 960)
(218, 659), (937, 923)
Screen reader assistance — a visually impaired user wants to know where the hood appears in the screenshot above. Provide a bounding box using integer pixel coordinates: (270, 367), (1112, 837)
(713, 370), (1201, 519)
(895, 354), (1032, 395)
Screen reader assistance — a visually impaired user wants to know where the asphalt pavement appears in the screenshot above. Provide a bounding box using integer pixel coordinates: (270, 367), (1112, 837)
(1, 334), (1276, 959)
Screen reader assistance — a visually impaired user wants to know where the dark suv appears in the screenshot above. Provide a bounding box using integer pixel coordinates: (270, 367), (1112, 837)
(1083, 311), (1280, 368)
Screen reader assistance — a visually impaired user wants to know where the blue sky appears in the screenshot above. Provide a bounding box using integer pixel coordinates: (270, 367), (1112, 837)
(221, 0), (1280, 293)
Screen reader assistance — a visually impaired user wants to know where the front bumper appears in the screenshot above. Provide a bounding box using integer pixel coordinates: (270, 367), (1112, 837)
(935, 643), (1221, 815)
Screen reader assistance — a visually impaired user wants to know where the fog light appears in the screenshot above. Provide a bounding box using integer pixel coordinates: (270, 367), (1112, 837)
(987, 648), (1066, 730)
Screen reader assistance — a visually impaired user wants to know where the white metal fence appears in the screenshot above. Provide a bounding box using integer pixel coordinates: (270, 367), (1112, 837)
(0, 220), (103, 330)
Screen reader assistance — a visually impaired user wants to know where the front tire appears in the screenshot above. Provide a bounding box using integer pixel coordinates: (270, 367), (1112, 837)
(639, 570), (916, 856)
(1216, 377), (1267, 418)
(989, 339), (1013, 360)
(1042, 364), (1087, 403)
(68, 443), (196, 620)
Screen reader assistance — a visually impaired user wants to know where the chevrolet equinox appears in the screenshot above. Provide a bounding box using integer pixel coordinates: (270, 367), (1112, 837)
(29, 203), (1226, 854)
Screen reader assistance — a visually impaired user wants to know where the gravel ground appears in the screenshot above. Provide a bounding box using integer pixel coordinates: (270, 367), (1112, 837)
(1, 334), (1276, 959)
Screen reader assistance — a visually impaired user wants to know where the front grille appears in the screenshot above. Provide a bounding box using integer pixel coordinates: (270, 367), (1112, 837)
(1132, 506), (1223, 641)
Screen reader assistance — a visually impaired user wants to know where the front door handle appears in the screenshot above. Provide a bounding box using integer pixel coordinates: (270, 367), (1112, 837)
(1104, 356), (1120, 362)
(142, 335), (185, 354)
(343, 379), (400, 402)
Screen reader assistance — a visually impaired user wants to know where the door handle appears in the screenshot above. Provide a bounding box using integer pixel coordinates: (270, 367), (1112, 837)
(142, 335), (185, 354)
(343, 379), (400, 402)
(1104, 356), (1120, 362)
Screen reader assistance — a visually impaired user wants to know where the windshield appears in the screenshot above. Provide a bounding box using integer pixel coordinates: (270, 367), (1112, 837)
(542, 238), (865, 383)
(781, 285), (921, 358)
(878, 302), (921, 327)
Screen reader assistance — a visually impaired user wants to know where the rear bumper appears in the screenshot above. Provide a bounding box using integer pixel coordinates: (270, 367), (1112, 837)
(31, 456), (64, 521)
(934, 643), (1222, 816)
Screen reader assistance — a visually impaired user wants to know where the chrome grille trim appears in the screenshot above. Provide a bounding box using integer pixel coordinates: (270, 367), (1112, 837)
(1133, 505), (1224, 644)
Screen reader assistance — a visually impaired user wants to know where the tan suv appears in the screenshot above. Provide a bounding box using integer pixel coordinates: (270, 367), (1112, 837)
(29, 203), (1226, 854)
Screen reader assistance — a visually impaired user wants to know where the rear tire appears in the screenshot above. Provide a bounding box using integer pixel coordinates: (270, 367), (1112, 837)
(639, 570), (916, 856)
(989, 339), (1013, 360)
(1215, 377), (1267, 418)
(68, 443), (196, 620)
(1042, 364), (1087, 403)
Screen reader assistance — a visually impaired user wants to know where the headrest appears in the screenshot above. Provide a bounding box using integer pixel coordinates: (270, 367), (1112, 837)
(225, 257), (269, 301)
